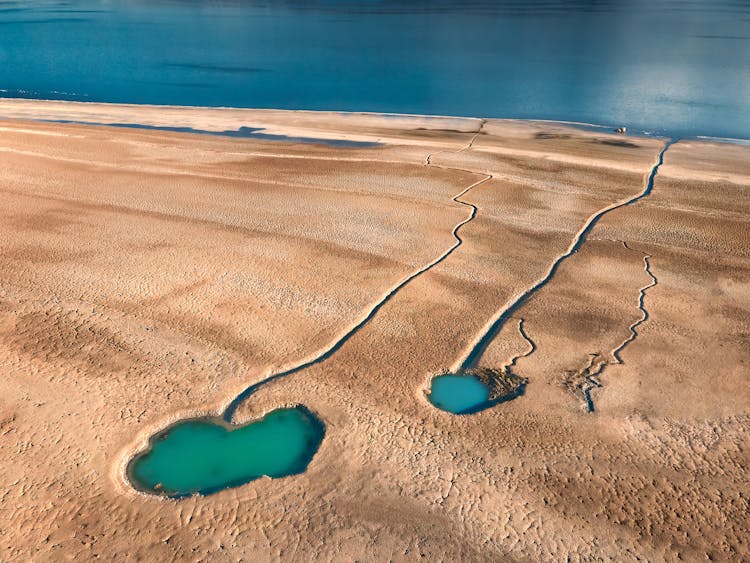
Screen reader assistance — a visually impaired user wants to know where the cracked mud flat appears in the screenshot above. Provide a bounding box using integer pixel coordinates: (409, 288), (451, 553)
(1, 100), (748, 561)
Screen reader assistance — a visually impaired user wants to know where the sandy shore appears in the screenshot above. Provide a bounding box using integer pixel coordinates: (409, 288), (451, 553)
(0, 99), (748, 561)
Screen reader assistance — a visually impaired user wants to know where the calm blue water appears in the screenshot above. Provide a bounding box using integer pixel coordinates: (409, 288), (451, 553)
(1, 0), (748, 139)
(427, 374), (492, 414)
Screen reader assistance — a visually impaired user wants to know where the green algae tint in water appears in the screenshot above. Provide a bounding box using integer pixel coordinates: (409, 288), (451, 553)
(130, 407), (324, 497)
(427, 374), (491, 415)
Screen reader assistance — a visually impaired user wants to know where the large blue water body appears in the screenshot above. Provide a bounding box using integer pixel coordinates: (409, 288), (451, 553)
(0, 0), (748, 139)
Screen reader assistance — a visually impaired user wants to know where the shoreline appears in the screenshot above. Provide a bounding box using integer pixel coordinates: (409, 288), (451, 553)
(3, 96), (747, 145)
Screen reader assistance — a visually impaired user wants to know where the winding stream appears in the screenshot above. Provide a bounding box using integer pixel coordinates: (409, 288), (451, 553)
(426, 139), (676, 415)
(128, 131), (676, 496)
(128, 134), (490, 495)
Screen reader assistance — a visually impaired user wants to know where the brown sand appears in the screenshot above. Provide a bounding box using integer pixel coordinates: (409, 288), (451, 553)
(0, 100), (748, 561)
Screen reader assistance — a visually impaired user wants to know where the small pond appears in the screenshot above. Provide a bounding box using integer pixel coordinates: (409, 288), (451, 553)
(426, 374), (493, 415)
(128, 406), (324, 498)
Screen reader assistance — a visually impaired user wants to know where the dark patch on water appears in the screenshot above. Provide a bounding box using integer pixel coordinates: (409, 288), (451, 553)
(42, 9), (112, 14)
(136, 80), (218, 89)
(161, 62), (273, 74)
(654, 95), (726, 110)
(0, 17), (91, 24)
(693, 34), (750, 40)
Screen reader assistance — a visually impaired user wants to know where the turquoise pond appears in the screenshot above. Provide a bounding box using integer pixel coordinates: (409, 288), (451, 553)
(427, 374), (492, 415)
(128, 407), (324, 497)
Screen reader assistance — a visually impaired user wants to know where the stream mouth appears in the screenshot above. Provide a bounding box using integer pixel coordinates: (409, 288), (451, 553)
(426, 369), (527, 415)
(127, 406), (324, 498)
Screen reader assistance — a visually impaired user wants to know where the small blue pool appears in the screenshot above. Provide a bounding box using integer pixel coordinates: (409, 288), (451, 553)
(426, 374), (492, 415)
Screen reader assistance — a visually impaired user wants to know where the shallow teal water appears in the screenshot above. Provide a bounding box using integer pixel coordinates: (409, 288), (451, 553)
(129, 407), (324, 497)
(427, 374), (491, 415)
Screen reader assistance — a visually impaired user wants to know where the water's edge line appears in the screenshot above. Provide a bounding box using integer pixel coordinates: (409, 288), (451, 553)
(3, 97), (734, 142)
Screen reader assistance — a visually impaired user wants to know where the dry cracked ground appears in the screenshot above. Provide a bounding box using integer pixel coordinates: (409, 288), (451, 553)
(0, 100), (748, 561)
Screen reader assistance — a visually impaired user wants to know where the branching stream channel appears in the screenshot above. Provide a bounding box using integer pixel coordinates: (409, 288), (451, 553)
(127, 128), (676, 497)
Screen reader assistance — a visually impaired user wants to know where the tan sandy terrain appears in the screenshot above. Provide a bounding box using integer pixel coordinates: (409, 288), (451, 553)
(0, 100), (748, 561)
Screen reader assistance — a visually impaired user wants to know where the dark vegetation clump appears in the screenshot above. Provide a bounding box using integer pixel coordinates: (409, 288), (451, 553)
(468, 367), (527, 402)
